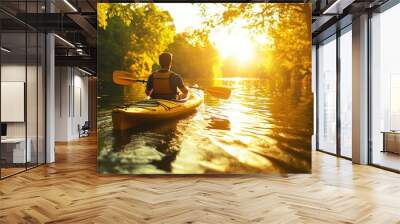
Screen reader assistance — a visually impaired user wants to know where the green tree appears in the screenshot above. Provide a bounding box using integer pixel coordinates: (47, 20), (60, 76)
(97, 3), (175, 94)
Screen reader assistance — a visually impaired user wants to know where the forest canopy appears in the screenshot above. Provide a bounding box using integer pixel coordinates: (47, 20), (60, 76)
(98, 3), (311, 93)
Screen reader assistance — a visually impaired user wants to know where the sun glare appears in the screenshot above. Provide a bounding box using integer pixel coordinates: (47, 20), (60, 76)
(214, 33), (254, 63)
(156, 4), (271, 66)
(210, 21), (257, 65)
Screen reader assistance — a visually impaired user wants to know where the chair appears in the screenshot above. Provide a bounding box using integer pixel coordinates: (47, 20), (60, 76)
(79, 121), (90, 138)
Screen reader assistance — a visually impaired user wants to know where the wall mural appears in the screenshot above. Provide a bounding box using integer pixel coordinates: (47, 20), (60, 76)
(97, 3), (313, 174)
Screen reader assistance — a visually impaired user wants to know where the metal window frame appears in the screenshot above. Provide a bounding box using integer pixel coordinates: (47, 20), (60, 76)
(315, 0), (400, 172)
(316, 32), (339, 156)
(315, 23), (353, 161)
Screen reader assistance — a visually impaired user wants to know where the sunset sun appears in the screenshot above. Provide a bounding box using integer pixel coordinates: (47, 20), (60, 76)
(210, 22), (256, 64)
(214, 33), (255, 63)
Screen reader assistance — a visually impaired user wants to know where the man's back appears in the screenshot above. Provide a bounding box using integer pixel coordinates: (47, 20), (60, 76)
(146, 69), (186, 100)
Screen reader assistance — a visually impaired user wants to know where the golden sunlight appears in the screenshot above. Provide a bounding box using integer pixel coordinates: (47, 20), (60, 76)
(210, 22), (255, 64)
(213, 32), (254, 63)
(156, 4), (272, 67)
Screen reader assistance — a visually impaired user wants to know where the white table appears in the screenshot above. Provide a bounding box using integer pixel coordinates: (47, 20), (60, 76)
(1, 138), (31, 163)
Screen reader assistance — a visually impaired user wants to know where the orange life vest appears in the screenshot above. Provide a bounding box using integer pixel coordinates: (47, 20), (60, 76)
(152, 71), (174, 98)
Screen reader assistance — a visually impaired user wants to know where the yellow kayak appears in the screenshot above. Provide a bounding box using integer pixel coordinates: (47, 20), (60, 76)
(112, 90), (203, 131)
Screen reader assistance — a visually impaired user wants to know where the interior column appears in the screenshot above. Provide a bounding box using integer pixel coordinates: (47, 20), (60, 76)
(46, 1), (55, 163)
(352, 14), (369, 164)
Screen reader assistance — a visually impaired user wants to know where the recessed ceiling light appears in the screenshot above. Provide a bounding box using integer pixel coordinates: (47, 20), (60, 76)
(54, 34), (75, 48)
(63, 0), (78, 12)
(1, 47), (11, 53)
(323, 0), (355, 15)
(78, 67), (93, 76)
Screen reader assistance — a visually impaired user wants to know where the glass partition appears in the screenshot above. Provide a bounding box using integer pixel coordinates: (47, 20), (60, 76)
(1, 31), (28, 177)
(0, 1), (46, 179)
(317, 35), (337, 154)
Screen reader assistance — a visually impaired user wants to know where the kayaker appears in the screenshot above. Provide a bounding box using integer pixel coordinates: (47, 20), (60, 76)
(145, 52), (189, 100)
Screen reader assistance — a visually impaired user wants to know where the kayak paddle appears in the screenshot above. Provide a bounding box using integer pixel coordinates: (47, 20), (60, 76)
(112, 70), (231, 99)
(112, 70), (146, 85)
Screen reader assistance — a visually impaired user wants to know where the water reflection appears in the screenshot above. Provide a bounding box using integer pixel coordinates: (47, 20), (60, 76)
(207, 116), (230, 130)
(97, 78), (312, 174)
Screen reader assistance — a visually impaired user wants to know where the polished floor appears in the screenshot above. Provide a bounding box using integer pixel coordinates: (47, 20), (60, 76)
(0, 135), (400, 223)
(1, 167), (25, 178)
(1, 164), (43, 178)
(373, 150), (400, 171)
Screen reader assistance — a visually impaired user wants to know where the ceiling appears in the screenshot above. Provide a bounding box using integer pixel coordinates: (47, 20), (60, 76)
(1, 0), (96, 74)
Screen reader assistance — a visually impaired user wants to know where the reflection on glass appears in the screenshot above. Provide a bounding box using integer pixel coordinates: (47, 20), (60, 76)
(317, 37), (337, 154)
(371, 3), (400, 171)
(1, 31), (27, 177)
(340, 29), (352, 158)
(0, 1), (47, 178)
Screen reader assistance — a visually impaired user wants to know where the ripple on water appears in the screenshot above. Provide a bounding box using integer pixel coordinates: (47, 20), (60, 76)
(98, 79), (312, 174)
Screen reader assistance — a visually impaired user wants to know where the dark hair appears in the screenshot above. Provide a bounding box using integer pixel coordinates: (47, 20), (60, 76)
(159, 52), (173, 68)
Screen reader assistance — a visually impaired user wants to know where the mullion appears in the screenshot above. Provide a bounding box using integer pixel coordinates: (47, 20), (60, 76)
(315, 44), (319, 151)
(336, 29), (341, 157)
(44, 0), (47, 164)
(36, 0), (39, 167)
(25, 0), (28, 171)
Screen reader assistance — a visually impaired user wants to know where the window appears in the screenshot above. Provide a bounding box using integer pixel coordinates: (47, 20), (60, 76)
(370, 3), (400, 171)
(339, 27), (352, 158)
(317, 35), (337, 154)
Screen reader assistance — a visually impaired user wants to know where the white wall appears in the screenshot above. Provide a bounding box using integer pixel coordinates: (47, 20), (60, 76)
(0, 65), (40, 139)
(1, 63), (46, 164)
(1, 64), (26, 138)
(72, 72), (89, 138)
(55, 67), (69, 141)
(55, 67), (89, 141)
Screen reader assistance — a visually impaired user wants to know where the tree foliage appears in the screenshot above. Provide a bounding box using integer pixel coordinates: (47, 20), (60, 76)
(203, 3), (311, 86)
(97, 3), (312, 94)
(98, 3), (175, 80)
(166, 32), (221, 80)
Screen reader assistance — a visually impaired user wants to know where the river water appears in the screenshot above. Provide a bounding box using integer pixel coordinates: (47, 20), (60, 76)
(97, 77), (313, 174)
